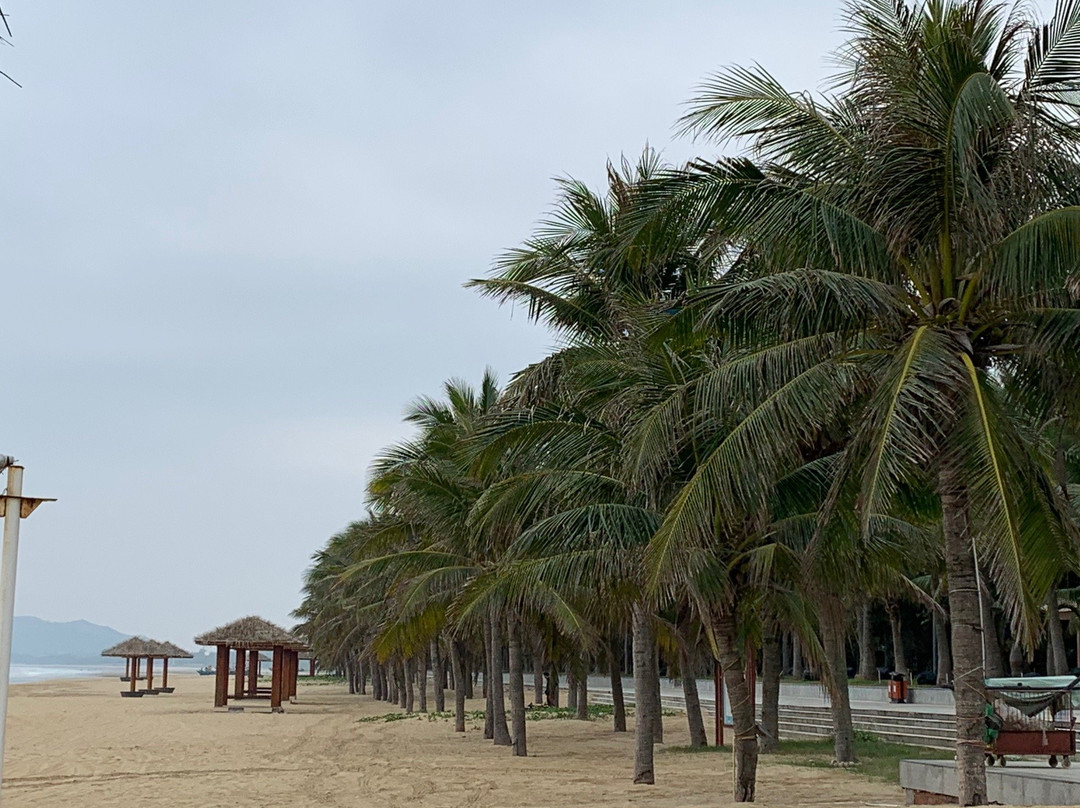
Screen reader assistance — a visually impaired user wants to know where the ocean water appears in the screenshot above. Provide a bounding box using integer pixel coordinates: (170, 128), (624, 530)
(10, 664), (121, 684)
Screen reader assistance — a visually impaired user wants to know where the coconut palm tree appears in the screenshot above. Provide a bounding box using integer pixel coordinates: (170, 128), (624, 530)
(352, 372), (513, 740)
(647, 1), (1080, 801)
(468, 149), (726, 783)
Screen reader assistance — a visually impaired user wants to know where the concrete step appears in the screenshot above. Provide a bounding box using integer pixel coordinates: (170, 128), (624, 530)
(589, 688), (958, 751)
(779, 709), (955, 733)
(779, 704), (955, 725)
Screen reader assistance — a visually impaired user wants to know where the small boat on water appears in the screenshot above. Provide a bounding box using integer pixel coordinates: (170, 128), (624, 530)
(197, 666), (215, 676)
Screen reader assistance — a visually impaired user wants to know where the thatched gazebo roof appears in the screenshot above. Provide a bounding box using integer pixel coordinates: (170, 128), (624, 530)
(194, 616), (307, 651)
(158, 641), (193, 659)
(144, 639), (170, 657)
(101, 637), (151, 658)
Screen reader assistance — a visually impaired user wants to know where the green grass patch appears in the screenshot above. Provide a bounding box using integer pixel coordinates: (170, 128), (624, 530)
(357, 712), (412, 723)
(667, 743), (731, 754)
(297, 674), (345, 685)
(358, 703), (622, 725)
(663, 735), (945, 785)
(770, 736), (946, 784)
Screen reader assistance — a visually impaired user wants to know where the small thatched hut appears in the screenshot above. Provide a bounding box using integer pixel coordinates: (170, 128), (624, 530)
(156, 641), (193, 694)
(101, 637), (152, 697)
(194, 616), (307, 712)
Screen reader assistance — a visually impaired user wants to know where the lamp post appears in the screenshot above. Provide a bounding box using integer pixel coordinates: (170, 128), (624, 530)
(0, 458), (54, 800)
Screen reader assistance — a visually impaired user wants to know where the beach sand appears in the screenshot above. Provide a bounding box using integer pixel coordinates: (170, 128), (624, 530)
(1, 673), (908, 807)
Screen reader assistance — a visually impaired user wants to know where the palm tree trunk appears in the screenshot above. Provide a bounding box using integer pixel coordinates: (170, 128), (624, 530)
(760, 632), (781, 753)
(451, 639), (467, 733)
(886, 601), (908, 675)
(432, 639), (446, 712)
(1047, 588), (1069, 676)
(792, 633), (802, 679)
(489, 612), (512, 746)
(1009, 638), (1023, 677)
(715, 608), (758, 802)
(858, 602), (876, 679)
(609, 642), (627, 732)
(632, 603), (656, 784)
(678, 639), (707, 746)
(533, 640), (544, 704)
(567, 668), (578, 710)
(650, 637), (664, 743)
(575, 656), (589, 719)
(483, 622), (494, 739)
(358, 656), (367, 695)
(464, 654), (474, 699)
(346, 659), (356, 694)
(404, 658), (414, 713)
(819, 592), (856, 763)
(419, 648), (429, 713)
(936, 608), (953, 685)
(372, 660), (382, 700)
(507, 613), (528, 756)
(941, 464), (988, 806)
(546, 661), (560, 707)
(979, 573), (1006, 679)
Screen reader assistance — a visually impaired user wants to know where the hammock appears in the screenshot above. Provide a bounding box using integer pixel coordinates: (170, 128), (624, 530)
(995, 690), (1063, 718)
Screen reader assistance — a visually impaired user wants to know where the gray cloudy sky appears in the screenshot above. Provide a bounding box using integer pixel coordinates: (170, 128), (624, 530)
(2, 1), (1044, 647)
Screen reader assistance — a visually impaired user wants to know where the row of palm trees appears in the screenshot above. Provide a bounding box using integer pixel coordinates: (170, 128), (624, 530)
(296, 1), (1080, 804)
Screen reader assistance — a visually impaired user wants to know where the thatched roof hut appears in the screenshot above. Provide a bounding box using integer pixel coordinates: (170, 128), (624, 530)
(194, 616), (307, 711)
(144, 639), (170, 657)
(194, 616), (306, 651)
(158, 642), (193, 659)
(102, 637), (155, 697)
(101, 637), (151, 658)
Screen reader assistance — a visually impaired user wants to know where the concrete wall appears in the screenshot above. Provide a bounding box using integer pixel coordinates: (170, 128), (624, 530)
(900, 759), (1080, 805)
(780, 681), (955, 706)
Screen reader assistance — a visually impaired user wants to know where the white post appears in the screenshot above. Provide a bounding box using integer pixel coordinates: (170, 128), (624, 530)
(0, 464), (23, 796)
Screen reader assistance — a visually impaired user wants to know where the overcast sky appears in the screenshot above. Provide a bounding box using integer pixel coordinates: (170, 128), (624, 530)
(0, 1), (1052, 648)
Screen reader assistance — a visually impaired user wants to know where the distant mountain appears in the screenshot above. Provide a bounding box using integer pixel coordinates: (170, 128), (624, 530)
(11, 616), (130, 665)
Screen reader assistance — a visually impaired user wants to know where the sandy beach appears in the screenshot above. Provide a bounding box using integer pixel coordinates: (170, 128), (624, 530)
(0, 673), (916, 807)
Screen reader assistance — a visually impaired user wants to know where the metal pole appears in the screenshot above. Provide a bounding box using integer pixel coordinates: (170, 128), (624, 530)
(0, 465), (24, 795)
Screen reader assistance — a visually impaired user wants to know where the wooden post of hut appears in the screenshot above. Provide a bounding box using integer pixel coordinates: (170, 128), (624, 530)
(271, 645), (284, 712)
(285, 650), (292, 702)
(123, 657), (130, 681)
(162, 656), (169, 690)
(135, 657), (141, 680)
(280, 650), (289, 704)
(247, 649), (258, 695)
(234, 647), (246, 700)
(145, 655), (155, 693)
(289, 651), (299, 701)
(214, 644), (229, 708)
(129, 658), (138, 695)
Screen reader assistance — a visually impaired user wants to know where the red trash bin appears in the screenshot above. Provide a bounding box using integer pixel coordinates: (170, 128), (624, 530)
(888, 673), (909, 703)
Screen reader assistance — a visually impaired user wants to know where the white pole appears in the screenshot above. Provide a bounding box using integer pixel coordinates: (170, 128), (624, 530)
(0, 464), (24, 797)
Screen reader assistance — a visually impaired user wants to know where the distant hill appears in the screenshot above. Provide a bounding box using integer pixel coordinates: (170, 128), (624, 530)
(11, 616), (130, 665)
